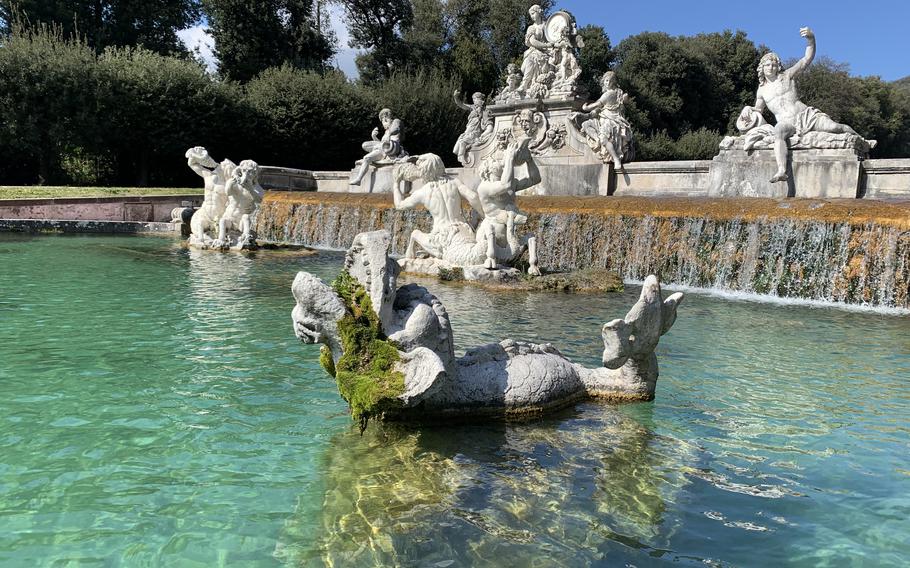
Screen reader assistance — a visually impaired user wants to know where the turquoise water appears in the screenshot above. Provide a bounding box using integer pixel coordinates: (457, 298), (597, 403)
(1, 234), (909, 567)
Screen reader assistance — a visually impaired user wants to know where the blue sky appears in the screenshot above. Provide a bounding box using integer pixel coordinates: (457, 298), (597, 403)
(180, 0), (909, 81)
(557, 0), (908, 80)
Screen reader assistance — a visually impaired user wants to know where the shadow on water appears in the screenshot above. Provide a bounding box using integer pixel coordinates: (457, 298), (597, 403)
(277, 403), (706, 567)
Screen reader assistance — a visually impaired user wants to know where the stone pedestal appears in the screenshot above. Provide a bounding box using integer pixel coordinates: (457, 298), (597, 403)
(347, 160), (399, 194)
(709, 148), (862, 199)
(462, 98), (609, 196)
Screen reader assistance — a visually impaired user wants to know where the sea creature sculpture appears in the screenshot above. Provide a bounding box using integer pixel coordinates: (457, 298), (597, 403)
(291, 230), (683, 430)
(185, 146), (263, 250)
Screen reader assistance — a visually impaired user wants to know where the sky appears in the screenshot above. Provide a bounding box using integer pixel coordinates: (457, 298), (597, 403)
(179, 0), (910, 81)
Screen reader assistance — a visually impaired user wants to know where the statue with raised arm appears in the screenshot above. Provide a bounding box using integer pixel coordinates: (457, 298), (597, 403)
(570, 71), (635, 169)
(351, 108), (408, 186)
(391, 150), (539, 276)
(291, 230), (684, 429)
(749, 27), (866, 183)
(452, 91), (494, 166)
(391, 153), (482, 260)
(475, 138), (541, 273)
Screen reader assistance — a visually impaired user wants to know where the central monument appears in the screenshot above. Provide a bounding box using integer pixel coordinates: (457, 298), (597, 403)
(457, 6), (625, 196)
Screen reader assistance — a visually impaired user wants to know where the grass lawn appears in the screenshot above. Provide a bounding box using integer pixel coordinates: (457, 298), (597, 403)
(0, 187), (203, 199)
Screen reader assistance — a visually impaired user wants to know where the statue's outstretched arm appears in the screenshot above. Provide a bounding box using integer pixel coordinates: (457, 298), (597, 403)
(787, 27), (816, 77)
(455, 179), (484, 217)
(453, 90), (472, 111)
(393, 182), (425, 210)
(514, 155), (541, 192)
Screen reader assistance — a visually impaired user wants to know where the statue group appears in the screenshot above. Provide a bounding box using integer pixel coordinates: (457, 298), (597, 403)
(185, 147), (265, 251)
(393, 138), (541, 279)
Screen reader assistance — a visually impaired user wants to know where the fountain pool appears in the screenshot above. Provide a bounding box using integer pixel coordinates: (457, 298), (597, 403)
(1, 234), (908, 566)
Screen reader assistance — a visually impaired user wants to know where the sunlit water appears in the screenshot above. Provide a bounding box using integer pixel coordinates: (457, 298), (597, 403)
(1, 234), (908, 567)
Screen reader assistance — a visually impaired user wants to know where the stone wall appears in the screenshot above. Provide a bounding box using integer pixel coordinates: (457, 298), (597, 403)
(261, 159), (910, 200)
(0, 195), (202, 222)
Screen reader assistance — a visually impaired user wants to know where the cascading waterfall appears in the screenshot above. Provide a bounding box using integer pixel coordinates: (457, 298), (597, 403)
(257, 193), (910, 308)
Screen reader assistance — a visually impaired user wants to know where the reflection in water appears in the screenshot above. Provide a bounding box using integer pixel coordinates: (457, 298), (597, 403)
(278, 404), (697, 567)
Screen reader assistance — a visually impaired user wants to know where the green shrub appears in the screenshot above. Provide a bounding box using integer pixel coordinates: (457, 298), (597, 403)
(675, 127), (722, 160)
(245, 66), (372, 172)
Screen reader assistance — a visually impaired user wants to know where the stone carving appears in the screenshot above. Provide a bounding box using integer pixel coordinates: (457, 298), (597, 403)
(494, 64), (524, 104)
(453, 91), (494, 166)
(519, 6), (583, 101)
(718, 28), (875, 182)
(392, 141), (541, 277)
(569, 71), (635, 168)
(291, 230), (683, 426)
(186, 147), (263, 250)
(351, 108), (409, 186)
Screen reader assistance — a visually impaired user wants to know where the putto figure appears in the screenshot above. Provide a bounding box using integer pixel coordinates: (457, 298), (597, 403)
(750, 27), (864, 183)
(351, 108), (408, 186)
(185, 147), (263, 250)
(495, 64), (524, 104)
(571, 71), (635, 169)
(452, 91), (494, 166)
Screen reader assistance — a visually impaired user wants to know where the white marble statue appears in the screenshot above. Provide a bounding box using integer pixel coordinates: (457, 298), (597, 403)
(453, 91), (494, 166)
(391, 140), (541, 276)
(351, 108), (408, 186)
(291, 230), (683, 425)
(518, 7), (583, 100)
(212, 159), (265, 250)
(719, 28), (875, 181)
(185, 147), (263, 250)
(570, 71), (635, 169)
(495, 63), (524, 104)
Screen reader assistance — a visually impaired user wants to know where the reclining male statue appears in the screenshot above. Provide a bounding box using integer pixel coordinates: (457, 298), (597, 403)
(291, 230), (683, 430)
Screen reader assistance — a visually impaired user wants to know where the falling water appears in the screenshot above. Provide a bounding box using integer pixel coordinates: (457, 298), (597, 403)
(257, 193), (910, 308)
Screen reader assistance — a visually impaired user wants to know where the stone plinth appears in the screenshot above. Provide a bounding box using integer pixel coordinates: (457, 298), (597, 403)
(709, 148), (862, 199)
(861, 159), (910, 199)
(347, 161), (397, 194)
(462, 98), (608, 196)
(258, 166), (316, 191)
(615, 160), (711, 197)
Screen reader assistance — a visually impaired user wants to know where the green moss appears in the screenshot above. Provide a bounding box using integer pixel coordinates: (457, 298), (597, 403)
(330, 270), (404, 432)
(319, 345), (336, 377)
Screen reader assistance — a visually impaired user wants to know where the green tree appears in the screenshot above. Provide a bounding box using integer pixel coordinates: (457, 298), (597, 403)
(97, 45), (243, 185)
(204, 0), (334, 82)
(245, 66), (372, 170)
(0, 25), (100, 183)
(339, 0), (413, 83)
(1, 0), (201, 56)
(577, 24), (613, 98)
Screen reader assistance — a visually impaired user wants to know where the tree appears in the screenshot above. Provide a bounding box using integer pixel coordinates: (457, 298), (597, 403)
(577, 24), (613, 98)
(0, 0), (201, 56)
(204, 0), (335, 82)
(339, 0), (412, 83)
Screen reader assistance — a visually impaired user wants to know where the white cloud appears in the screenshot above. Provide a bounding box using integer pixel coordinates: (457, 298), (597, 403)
(177, 25), (217, 73)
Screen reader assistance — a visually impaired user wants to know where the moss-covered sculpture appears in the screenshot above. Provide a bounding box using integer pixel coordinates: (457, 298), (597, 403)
(292, 230), (683, 428)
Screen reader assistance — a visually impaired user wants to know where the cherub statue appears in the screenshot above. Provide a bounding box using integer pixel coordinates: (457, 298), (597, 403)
(495, 64), (524, 104)
(452, 91), (494, 166)
(351, 108), (408, 185)
(212, 159), (265, 250)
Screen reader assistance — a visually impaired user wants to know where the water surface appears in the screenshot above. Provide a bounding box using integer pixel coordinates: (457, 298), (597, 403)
(1, 234), (908, 566)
